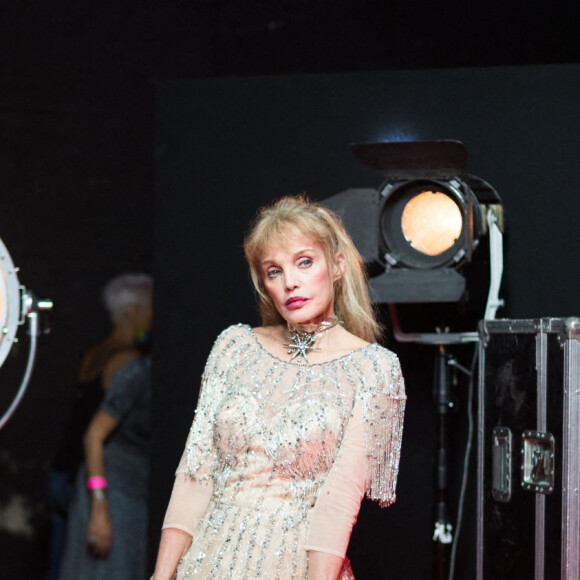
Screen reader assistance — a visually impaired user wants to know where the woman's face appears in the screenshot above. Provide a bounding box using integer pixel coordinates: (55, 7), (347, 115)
(259, 232), (344, 326)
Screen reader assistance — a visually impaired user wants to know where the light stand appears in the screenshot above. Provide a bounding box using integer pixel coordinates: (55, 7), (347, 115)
(390, 304), (478, 580)
(434, 345), (453, 579)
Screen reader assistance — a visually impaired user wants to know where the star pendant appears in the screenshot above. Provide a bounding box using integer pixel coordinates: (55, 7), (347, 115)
(284, 331), (320, 363)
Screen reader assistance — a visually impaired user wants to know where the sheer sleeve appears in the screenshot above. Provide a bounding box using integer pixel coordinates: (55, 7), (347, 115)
(304, 404), (366, 558)
(305, 349), (406, 558)
(161, 326), (237, 535)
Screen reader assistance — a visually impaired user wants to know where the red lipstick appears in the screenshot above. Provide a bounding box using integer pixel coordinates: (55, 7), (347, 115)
(285, 296), (308, 309)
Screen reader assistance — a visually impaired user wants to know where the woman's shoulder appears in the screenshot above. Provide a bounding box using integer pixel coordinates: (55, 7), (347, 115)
(101, 347), (142, 390)
(206, 323), (255, 356)
(78, 338), (123, 383)
(215, 322), (252, 341)
(357, 342), (405, 397)
(367, 341), (400, 361)
(202, 324), (256, 375)
(361, 341), (402, 372)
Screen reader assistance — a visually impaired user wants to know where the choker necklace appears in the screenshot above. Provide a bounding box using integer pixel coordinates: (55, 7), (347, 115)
(284, 316), (340, 363)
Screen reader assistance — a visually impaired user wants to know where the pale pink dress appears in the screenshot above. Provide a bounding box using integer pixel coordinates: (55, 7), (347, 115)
(163, 324), (406, 579)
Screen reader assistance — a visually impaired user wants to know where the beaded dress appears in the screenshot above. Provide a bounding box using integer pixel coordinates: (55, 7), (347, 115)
(163, 324), (406, 579)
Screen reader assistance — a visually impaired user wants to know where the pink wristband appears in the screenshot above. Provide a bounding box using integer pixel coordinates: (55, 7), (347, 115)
(87, 476), (107, 489)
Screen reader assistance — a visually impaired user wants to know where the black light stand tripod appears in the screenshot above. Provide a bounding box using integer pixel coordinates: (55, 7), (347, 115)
(433, 344), (474, 579)
(389, 305), (478, 580)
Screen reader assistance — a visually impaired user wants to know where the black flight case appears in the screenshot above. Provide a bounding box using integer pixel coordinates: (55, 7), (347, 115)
(477, 318), (580, 580)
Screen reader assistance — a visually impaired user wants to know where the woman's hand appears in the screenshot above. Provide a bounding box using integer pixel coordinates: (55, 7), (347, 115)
(87, 499), (112, 558)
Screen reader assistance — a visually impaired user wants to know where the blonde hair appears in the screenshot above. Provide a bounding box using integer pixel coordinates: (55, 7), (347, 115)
(243, 195), (381, 343)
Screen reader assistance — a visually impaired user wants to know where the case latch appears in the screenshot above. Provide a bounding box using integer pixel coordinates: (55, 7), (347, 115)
(521, 430), (555, 494)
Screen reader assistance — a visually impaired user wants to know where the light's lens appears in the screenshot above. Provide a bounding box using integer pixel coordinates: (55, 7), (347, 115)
(401, 190), (463, 256)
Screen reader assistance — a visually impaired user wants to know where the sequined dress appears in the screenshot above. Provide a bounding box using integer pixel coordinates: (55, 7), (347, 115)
(163, 324), (406, 579)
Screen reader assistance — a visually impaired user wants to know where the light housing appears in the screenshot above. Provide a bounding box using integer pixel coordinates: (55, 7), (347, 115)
(322, 140), (504, 334)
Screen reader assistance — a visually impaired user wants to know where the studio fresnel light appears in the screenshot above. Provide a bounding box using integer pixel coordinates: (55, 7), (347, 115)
(0, 237), (52, 430)
(323, 140), (504, 333)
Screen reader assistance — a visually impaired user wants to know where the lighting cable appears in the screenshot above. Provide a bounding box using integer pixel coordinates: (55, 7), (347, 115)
(448, 344), (479, 580)
(0, 312), (39, 431)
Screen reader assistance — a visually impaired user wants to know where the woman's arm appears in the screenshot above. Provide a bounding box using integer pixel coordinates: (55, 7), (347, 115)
(152, 328), (237, 578)
(152, 528), (193, 580)
(151, 473), (213, 578)
(305, 352), (406, 579)
(304, 404), (366, 570)
(83, 409), (119, 558)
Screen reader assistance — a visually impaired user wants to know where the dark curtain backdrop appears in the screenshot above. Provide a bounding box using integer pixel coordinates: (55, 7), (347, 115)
(152, 64), (580, 578)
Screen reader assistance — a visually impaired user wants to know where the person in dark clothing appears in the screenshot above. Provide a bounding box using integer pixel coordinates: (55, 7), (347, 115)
(43, 273), (152, 580)
(58, 352), (152, 580)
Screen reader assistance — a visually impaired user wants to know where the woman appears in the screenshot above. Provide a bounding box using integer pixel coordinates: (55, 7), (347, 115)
(45, 273), (153, 580)
(56, 274), (153, 580)
(58, 352), (152, 580)
(153, 196), (406, 579)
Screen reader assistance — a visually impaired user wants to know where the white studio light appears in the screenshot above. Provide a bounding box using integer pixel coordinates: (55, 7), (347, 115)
(0, 237), (52, 430)
(0, 238), (23, 367)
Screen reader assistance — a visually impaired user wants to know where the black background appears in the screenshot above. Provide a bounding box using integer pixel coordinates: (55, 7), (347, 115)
(153, 65), (580, 579)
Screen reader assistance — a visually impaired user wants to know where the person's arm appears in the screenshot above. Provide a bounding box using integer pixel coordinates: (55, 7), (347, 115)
(152, 528), (193, 580)
(304, 351), (406, 579)
(83, 409), (119, 558)
(83, 354), (150, 559)
(304, 405), (366, 580)
(151, 463), (214, 577)
(152, 326), (240, 578)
